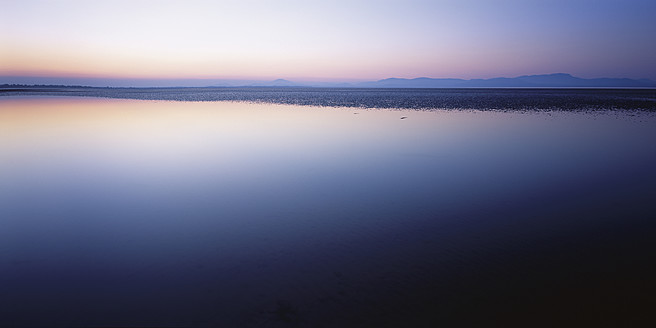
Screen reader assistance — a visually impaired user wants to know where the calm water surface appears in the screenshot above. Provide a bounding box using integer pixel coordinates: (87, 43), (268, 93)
(1, 96), (655, 327)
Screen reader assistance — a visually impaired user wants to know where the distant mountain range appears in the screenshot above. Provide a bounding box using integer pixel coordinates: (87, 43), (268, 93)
(2, 73), (655, 88)
(256, 73), (656, 88)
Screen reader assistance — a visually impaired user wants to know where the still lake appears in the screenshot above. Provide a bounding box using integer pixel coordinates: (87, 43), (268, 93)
(1, 94), (655, 327)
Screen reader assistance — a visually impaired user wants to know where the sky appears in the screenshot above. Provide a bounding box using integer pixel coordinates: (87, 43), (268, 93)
(2, 0), (656, 85)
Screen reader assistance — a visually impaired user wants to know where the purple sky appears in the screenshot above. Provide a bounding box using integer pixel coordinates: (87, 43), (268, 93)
(2, 0), (655, 86)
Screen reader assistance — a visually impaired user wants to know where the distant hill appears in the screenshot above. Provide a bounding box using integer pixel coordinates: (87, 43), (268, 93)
(2, 73), (655, 88)
(353, 73), (656, 88)
(355, 77), (466, 88)
(236, 74), (656, 88)
(247, 79), (300, 87)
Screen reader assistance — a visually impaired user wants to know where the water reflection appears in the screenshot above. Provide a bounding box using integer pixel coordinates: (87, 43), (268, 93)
(1, 97), (655, 326)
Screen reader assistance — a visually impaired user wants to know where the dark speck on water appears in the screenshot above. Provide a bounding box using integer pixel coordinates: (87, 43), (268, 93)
(270, 300), (299, 324)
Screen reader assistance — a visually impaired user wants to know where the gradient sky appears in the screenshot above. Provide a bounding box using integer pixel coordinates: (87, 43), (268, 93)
(2, 0), (656, 84)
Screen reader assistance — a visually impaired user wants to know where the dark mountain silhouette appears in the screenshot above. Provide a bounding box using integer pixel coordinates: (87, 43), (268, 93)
(353, 73), (656, 88)
(356, 77), (465, 88)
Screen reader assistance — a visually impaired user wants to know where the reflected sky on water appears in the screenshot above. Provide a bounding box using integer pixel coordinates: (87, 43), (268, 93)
(1, 97), (655, 327)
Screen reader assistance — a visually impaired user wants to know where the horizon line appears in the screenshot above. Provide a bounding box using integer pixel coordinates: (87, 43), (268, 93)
(2, 73), (656, 89)
(2, 72), (656, 82)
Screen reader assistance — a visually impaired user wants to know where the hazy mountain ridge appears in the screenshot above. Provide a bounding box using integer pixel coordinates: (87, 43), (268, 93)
(237, 73), (656, 88)
(353, 73), (656, 88)
(2, 73), (655, 88)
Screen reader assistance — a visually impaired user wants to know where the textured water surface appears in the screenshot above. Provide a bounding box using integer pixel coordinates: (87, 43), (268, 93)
(2, 87), (656, 111)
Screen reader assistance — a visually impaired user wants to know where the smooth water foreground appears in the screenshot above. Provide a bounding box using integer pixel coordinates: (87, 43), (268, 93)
(1, 97), (655, 327)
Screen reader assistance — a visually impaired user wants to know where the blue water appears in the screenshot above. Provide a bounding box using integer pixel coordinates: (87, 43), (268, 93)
(1, 94), (655, 327)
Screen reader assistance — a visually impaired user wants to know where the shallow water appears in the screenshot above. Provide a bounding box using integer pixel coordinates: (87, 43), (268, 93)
(3, 86), (656, 110)
(1, 96), (655, 327)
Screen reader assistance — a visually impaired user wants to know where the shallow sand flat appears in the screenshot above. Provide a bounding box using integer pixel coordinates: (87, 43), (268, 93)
(2, 86), (656, 111)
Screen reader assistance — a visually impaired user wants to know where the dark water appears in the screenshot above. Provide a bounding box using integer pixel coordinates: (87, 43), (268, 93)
(2, 86), (656, 110)
(1, 95), (655, 327)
